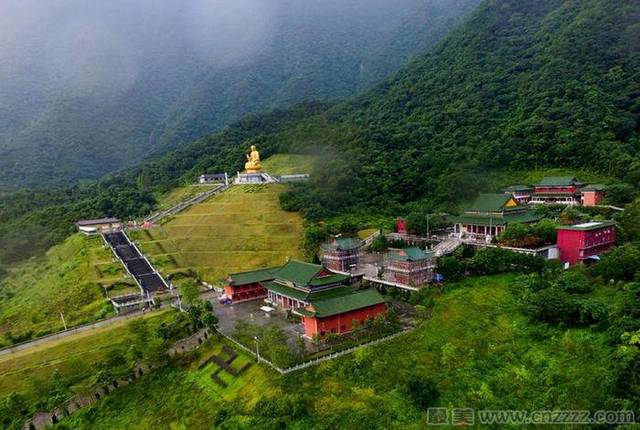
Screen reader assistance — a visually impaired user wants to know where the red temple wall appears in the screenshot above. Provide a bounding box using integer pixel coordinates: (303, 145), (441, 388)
(303, 303), (387, 338)
(557, 227), (615, 265)
(225, 282), (267, 302)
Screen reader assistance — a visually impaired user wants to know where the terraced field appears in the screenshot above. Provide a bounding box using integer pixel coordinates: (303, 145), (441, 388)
(131, 184), (304, 284)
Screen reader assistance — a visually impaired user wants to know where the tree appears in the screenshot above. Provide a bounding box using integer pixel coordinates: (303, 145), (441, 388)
(621, 198), (640, 243)
(436, 256), (463, 281)
(202, 312), (219, 332)
(180, 281), (200, 307)
(592, 244), (640, 282)
(555, 270), (594, 294)
(407, 377), (439, 410)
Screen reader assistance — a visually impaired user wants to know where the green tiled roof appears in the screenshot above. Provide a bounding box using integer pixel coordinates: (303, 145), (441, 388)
(263, 281), (310, 301)
(503, 185), (532, 192)
(265, 282), (354, 303)
(322, 237), (363, 252)
(537, 176), (578, 186)
(557, 221), (615, 231)
(468, 193), (518, 212)
(582, 184), (606, 191)
(306, 288), (386, 318)
(451, 210), (540, 226)
(309, 273), (350, 286)
(274, 259), (323, 286)
(387, 247), (434, 262)
(229, 267), (279, 286)
(273, 259), (349, 287)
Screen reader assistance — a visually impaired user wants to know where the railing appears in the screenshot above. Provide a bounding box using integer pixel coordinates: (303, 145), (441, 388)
(217, 328), (414, 374)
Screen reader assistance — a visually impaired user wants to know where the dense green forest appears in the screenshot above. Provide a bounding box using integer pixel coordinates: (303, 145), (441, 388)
(0, 0), (479, 189)
(1, 0), (638, 267)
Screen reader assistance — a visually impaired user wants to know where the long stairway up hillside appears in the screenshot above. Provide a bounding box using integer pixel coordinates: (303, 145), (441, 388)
(103, 231), (169, 294)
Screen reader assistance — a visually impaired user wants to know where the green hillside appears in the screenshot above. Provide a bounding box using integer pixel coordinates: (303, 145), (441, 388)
(52, 274), (624, 429)
(2, 0), (638, 266)
(131, 183), (304, 284)
(0, 0), (480, 190)
(0, 235), (121, 345)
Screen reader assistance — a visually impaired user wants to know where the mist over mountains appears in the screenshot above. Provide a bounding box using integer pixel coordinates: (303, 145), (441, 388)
(0, 0), (479, 189)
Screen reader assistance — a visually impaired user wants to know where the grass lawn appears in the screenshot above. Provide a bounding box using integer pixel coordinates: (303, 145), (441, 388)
(261, 153), (316, 175)
(154, 184), (219, 211)
(0, 310), (175, 404)
(53, 273), (619, 429)
(131, 184), (304, 284)
(57, 337), (274, 430)
(0, 234), (126, 344)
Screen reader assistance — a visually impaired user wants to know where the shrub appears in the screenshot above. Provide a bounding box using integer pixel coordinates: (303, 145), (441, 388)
(407, 377), (439, 410)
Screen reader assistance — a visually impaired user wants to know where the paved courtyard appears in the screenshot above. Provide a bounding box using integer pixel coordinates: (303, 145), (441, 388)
(207, 297), (304, 341)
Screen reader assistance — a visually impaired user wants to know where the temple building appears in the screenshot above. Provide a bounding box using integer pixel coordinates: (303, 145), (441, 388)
(296, 289), (387, 339)
(581, 184), (606, 207)
(557, 221), (616, 266)
(452, 193), (540, 242)
(384, 247), (436, 286)
(530, 176), (583, 205)
(225, 259), (387, 338)
(503, 185), (532, 204)
(320, 237), (363, 272)
(224, 267), (279, 303)
(76, 218), (122, 235)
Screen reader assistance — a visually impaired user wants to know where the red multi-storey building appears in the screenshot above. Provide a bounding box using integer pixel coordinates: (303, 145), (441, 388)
(384, 247), (436, 286)
(224, 267), (277, 303)
(320, 237), (363, 272)
(557, 221), (616, 266)
(297, 290), (387, 339)
(581, 184), (606, 207)
(530, 176), (583, 205)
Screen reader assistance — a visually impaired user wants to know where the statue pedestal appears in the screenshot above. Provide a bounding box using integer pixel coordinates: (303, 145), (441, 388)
(234, 171), (278, 185)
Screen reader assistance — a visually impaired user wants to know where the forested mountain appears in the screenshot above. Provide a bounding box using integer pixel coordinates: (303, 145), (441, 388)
(0, 0), (480, 189)
(1, 0), (639, 266)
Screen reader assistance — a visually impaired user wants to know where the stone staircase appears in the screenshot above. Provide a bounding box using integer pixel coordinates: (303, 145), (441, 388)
(433, 237), (462, 256)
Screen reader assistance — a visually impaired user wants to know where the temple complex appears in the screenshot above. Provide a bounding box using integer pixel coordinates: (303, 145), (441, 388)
(384, 247), (436, 286)
(452, 193), (539, 242)
(321, 237), (363, 272)
(225, 259), (387, 338)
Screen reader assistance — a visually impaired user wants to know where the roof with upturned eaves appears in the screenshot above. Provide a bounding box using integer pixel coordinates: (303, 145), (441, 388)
(297, 288), (386, 318)
(228, 259), (349, 288)
(450, 210), (540, 226)
(503, 185), (532, 192)
(582, 184), (606, 191)
(467, 193), (520, 213)
(228, 267), (279, 286)
(537, 176), (579, 186)
(387, 247), (434, 262)
(321, 237), (363, 252)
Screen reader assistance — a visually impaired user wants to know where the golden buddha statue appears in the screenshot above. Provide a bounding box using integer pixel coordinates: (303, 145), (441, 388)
(244, 144), (262, 173)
